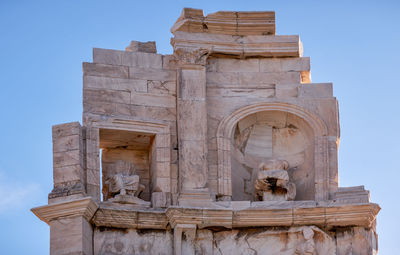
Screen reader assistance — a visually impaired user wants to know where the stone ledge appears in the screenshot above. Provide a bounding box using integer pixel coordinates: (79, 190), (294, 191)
(87, 201), (380, 230)
(171, 31), (302, 58)
(32, 198), (379, 230)
(92, 204), (168, 229)
(233, 203), (379, 229)
(167, 207), (233, 229)
(31, 197), (98, 224)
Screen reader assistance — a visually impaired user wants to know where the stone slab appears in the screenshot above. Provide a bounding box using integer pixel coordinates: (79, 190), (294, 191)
(83, 62), (129, 79)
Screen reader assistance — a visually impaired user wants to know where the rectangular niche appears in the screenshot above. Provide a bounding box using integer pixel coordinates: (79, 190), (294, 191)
(90, 118), (172, 206)
(99, 128), (155, 201)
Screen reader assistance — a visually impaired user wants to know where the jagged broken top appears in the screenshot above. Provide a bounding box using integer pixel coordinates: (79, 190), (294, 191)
(171, 8), (275, 36)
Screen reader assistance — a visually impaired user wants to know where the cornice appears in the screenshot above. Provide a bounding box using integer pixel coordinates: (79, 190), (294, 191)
(171, 31), (302, 58)
(166, 207), (233, 229)
(31, 197), (98, 225)
(85, 201), (380, 230)
(233, 203), (380, 228)
(92, 204), (168, 229)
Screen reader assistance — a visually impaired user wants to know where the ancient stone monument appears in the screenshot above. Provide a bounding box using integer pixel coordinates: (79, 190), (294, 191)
(32, 8), (380, 255)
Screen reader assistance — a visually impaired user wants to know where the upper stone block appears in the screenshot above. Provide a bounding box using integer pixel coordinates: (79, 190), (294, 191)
(126, 41), (157, 53)
(171, 8), (275, 36)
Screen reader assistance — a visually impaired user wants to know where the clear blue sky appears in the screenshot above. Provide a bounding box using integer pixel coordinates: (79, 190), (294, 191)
(0, 0), (399, 254)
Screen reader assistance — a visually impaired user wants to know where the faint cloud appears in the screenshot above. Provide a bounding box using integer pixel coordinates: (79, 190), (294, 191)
(0, 169), (42, 213)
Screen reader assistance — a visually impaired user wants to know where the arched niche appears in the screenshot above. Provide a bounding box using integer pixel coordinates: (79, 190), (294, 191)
(216, 102), (328, 201)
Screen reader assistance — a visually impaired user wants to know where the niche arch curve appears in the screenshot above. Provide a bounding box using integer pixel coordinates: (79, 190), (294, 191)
(216, 102), (328, 199)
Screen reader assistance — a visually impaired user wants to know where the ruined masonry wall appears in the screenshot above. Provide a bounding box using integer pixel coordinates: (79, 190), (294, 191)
(82, 49), (179, 195)
(31, 8), (379, 255)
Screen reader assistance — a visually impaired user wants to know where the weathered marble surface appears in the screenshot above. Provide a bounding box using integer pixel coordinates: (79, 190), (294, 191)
(31, 7), (380, 255)
(94, 228), (173, 255)
(94, 226), (336, 255)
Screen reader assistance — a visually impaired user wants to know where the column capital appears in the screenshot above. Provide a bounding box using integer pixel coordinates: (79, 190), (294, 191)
(174, 48), (210, 67)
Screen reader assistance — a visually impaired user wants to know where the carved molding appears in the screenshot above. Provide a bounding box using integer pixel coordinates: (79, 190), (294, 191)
(92, 204), (168, 229)
(171, 31), (302, 58)
(31, 197), (98, 224)
(215, 102), (328, 197)
(233, 203), (380, 228)
(84, 201), (380, 230)
(166, 207), (233, 229)
(32, 198), (379, 229)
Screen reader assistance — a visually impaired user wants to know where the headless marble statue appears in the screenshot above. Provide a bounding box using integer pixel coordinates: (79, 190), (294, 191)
(103, 160), (150, 207)
(254, 159), (296, 201)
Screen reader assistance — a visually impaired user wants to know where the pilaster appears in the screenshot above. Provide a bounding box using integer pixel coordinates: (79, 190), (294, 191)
(174, 48), (213, 205)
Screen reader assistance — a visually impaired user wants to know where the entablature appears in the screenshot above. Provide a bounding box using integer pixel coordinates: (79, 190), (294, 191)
(33, 197), (379, 230)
